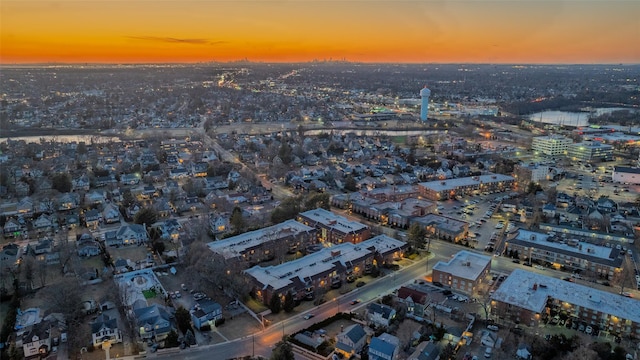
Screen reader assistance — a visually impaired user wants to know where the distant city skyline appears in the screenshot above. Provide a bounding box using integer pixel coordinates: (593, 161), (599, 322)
(1, 0), (639, 65)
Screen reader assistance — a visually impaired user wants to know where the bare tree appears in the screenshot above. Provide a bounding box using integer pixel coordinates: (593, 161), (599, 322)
(563, 346), (599, 360)
(42, 277), (85, 356)
(36, 260), (49, 287)
(22, 256), (35, 290)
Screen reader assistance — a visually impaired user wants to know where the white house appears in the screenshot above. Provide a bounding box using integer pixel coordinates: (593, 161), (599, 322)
(91, 314), (122, 347)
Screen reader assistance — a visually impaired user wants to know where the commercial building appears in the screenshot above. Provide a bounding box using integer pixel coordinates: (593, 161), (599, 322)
(504, 229), (623, 279)
(491, 269), (640, 338)
(531, 135), (573, 156)
(298, 208), (371, 245)
(417, 174), (515, 201)
(206, 219), (316, 266)
(612, 166), (640, 185)
(432, 250), (492, 295)
(514, 163), (550, 187)
(567, 141), (613, 162)
(411, 214), (469, 243)
(245, 235), (406, 304)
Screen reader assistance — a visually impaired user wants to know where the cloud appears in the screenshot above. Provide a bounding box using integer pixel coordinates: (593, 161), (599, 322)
(126, 36), (226, 45)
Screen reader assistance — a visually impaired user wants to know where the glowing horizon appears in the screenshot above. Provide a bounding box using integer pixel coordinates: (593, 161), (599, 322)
(2, 0), (639, 65)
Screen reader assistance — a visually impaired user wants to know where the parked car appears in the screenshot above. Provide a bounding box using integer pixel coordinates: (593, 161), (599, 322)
(487, 325), (499, 331)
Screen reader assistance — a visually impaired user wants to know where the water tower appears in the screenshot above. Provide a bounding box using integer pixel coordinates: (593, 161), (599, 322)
(420, 85), (431, 121)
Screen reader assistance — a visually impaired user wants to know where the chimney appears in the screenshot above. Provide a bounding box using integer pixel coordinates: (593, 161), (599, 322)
(532, 283), (538, 291)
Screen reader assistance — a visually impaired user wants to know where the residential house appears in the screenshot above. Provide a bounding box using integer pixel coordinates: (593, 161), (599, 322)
(114, 258), (130, 274)
(73, 175), (91, 191)
(596, 197), (617, 213)
(3, 218), (21, 236)
(334, 324), (368, 358)
(542, 203), (556, 218)
(120, 173), (141, 186)
(397, 286), (430, 318)
(85, 191), (106, 205)
(33, 239), (53, 255)
(0, 243), (20, 269)
(95, 174), (117, 187)
(190, 298), (223, 330)
(17, 197), (34, 216)
(57, 193), (80, 211)
(407, 341), (441, 360)
(153, 199), (173, 218)
(20, 320), (52, 358)
(77, 234), (102, 257)
(103, 224), (148, 247)
(366, 303), (397, 328)
(84, 209), (102, 229)
(133, 303), (174, 341)
(91, 314), (122, 347)
(33, 214), (56, 232)
(153, 219), (182, 242)
(209, 214), (230, 235)
(102, 203), (121, 224)
(369, 333), (399, 360)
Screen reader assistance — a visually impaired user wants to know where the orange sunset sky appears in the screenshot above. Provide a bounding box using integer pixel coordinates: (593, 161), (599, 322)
(1, 0), (639, 64)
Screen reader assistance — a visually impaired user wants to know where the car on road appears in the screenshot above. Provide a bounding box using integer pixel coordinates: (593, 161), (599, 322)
(350, 299), (361, 305)
(303, 313), (315, 320)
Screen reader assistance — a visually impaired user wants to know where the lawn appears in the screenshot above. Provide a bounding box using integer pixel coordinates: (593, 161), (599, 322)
(245, 297), (268, 314)
(142, 289), (157, 299)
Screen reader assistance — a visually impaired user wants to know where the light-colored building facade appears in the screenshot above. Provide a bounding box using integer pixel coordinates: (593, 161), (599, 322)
(432, 250), (492, 295)
(514, 163), (550, 187)
(491, 269), (640, 338)
(612, 166), (640, 185)
(531, 135), (573, 156)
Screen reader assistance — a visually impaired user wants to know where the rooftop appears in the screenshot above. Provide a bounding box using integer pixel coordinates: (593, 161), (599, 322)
(299, 208), (369, 234)
(512, 229), (617, 262)
(418, 173), (514, 192)
(432, 250), (491, 281)
(245, 236), (405, 291)
(207, 219), (314, 259)
(413, 214), (468, 233)
(491, 269), (640, 323)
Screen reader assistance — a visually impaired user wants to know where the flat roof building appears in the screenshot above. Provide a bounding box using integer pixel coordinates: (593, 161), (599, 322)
(612, 166), (640, 185)
(432, 250), (492, 295)
(417, 174), (515, 201)
(491, 269), (640, 337)
(505, 229), (623, 279)
(567, 141), (613, 162)
(298, 208), (371, 244)
(531, 135), (573, 156)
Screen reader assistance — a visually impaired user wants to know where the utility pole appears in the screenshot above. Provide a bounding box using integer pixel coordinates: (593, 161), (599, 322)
(252, 335), (255, 358)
